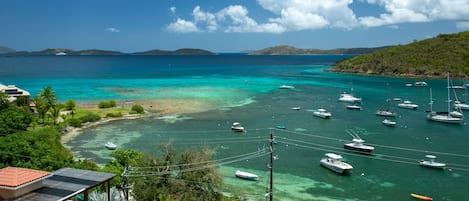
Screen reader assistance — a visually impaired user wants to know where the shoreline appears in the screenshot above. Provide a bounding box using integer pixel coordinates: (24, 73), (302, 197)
(60, 98), (226, 144)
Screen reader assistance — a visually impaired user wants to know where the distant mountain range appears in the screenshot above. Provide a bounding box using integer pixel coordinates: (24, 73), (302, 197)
(1, 46), (385, 56)
(248, 45), (389, 55)
(0, 46), (16, 54)
(2, 48), (216, 56)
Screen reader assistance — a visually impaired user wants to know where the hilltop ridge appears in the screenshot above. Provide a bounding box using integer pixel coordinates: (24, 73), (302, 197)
(249, 45), (387, 55)
(332, 31), (469, 78)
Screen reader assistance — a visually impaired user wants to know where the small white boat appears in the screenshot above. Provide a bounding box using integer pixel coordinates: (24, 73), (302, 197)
(454, 101), (469, 111)
(398, 100), (419, 110)
(235, 170), (258, 180)
(419, 155), (446, 169)
(393, 98), (402, 101)
(343, 137), (374, 153)
(405, 83), (413, 87)
(376, 109), (396, 117)
(414, 81), (428, 87)
(338, 93), (362, 103)
(105, 142), (117, 150)
(427, 75), (464, 124)
(346, 105), (362, 110)
(231, 122), (245, 132)
(382, 119), (396, 127)
(291, 107), (301, 110)
(320, 153), (353, 174)
(313, 109), (331, 119)
(279, 85), (294, 89)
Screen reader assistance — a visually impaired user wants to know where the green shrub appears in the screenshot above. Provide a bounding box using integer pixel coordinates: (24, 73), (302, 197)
(106, 112), (123, 118)
(68, 118), (82, 127)
(98, 100), (116, 108)
(79, 113), (101, 123)
(130, 104), (144, 114)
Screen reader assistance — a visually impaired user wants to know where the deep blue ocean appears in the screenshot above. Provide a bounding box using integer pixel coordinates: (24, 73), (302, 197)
(1, 54), (468, 201)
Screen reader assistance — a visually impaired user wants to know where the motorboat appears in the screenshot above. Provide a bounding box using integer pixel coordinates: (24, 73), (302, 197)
(235, 170), (258, 181)
(410, 193), (433, 201)
(346, 105), (362, 110)
(338, 93), (362, 103)
(382, 119), (397, 127)
(398, 100), (419, 109)
(405, 83), (413, 87)
(320, 153), (353, 174)
(275, 125), (286, 129)
(279, 85), (294, 89)
(343, 136), (374, 153)
(414, 81), (428, 87)
(419, 155), (446, 169)
(291, 107), (301, 110)
(231, 122), (245, 132)
(427, 74), (464, 124)
(313, 109), (331, 119)
(454, 101), (469, 111)
(376, 109), (396, 117)
(393, 98), (402, 101)
(105, 142), (117, 150)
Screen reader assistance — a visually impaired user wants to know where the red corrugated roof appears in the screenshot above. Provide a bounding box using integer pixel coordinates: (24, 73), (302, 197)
(0, 167), (51, 187)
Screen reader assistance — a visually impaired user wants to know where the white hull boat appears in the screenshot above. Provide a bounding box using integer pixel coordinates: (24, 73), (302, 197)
(419, 155), (446, 169)
(279, 85), (294, 89)
(231, 122), (245, 132)
(376, 109), (396, 117)
(427, 74), (464, 124)
(313, 109), (331, 119)
(320, 153), (353, 174)
(343, 137), (374, 154)
(235, 170), (258, 180)
(105, 142), (117, 150)
(346, 105), (362, 110)
(338, 93), (362, 103)
(398, 101), (419, 109)
(455, 101), (469, 111)
(382, 119), (397, 127)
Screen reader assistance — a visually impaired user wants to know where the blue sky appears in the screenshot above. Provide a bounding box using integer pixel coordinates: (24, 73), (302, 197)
(1, 0), (469, 53)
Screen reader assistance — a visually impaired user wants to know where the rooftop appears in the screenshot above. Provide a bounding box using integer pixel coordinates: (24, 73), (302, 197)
(0, 167), (51, 188)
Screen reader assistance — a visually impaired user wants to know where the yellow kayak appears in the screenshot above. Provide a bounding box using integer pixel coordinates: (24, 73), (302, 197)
(411, 193), (433, 201)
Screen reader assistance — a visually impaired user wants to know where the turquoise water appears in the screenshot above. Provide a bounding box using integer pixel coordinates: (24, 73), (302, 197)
(1, 55), (468, 201)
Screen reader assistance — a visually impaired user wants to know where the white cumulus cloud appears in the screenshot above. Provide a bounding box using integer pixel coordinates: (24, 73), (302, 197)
(166, 1), (469, 33)
(105, 27), (120, 33)
(167, 18), (199, 33)
(359, 0), (469, 27)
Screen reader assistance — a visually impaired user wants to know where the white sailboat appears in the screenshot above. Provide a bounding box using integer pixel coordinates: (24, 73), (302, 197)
(427, 73), (464, 124)
(376, 83), (397, 117)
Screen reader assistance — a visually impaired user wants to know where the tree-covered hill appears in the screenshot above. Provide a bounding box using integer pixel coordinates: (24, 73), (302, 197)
(249, 45), (387, 55)
(332, 31), (469, 78)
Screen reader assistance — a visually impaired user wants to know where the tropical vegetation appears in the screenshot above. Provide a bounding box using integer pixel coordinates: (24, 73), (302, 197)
(0, 86), (238, 200)
(332, 31), (469, 78)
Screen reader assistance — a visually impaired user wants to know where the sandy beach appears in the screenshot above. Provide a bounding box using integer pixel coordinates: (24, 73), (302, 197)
(61, 98), (222, 144)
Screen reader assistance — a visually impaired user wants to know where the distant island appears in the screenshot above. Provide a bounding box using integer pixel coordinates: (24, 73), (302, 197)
(132, 48), (215, 55)
(331, 31), (469, 78)
(249, 45), (388, 55)
(3, 48), (216, 56)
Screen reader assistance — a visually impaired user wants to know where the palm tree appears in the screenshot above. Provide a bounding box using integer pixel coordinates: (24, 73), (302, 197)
(34, 96), (48, 124)
(49, 104), (62, 125)
(39, 86), (57, 122)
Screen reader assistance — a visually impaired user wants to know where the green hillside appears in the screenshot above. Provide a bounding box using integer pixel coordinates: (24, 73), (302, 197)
(332, 31), (469, 78)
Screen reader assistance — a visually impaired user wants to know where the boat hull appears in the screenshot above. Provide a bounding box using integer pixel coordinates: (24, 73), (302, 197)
(235, 170), (258, 181)
(320, 159), (352, 174)
(410, 193), (433, 200)
(343, 144), (373, 154)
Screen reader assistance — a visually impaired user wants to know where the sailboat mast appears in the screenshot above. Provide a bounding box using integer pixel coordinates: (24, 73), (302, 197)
(447, 73), (451, 116)
(429, 88), (433, 112)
